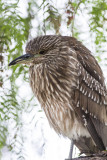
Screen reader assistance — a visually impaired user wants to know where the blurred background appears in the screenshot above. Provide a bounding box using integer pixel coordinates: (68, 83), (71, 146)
(0, 0), (107, 159)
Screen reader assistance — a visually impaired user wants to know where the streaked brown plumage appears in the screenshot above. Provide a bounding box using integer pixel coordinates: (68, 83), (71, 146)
(9, 35), (107, 155)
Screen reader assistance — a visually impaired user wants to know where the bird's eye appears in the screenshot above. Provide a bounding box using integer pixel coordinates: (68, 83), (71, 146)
(39, 51), (45, 54)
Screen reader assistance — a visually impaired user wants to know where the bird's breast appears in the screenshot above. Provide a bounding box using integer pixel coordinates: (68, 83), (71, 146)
(29, 63), (90, 140)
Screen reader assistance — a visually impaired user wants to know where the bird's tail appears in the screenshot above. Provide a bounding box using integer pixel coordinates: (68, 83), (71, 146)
(74, 136), (100, 155)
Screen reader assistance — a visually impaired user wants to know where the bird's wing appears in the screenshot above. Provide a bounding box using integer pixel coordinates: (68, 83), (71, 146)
(72, 38), (107, 123)
(68, 37), (107, 150)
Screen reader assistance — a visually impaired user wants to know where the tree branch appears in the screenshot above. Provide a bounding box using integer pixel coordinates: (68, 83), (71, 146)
(65, 151), (107, 160)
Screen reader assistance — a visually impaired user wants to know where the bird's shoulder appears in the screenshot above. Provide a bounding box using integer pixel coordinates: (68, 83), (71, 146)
(61, 36), (105, 85)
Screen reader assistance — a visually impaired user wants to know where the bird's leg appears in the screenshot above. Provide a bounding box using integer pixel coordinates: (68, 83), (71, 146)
(69, 140), (74, 159)
(65, 140), (74, 160)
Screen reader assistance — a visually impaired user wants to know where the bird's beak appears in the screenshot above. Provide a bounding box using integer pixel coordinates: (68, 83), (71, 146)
(9, 53), (34, 66)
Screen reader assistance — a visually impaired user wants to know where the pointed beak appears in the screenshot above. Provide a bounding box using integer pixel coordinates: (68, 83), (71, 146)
(9, 53), (34, 66)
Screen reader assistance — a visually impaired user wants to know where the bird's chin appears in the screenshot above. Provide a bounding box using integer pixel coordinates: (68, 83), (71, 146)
(32, 58), (44, 65)
(17, 61), (32, 66)
(29, 62), (35, 66)
(21, 59), (35, 65)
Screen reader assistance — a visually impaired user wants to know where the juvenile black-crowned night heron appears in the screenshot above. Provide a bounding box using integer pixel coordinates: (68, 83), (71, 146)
(9, 35), (107, 155)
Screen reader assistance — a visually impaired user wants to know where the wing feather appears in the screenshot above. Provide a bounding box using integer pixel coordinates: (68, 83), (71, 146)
(67, 37), (107, 150)
(67, 37), (107, 123)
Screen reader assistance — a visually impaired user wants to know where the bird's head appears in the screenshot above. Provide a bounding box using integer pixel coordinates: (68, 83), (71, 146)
(9, 35), (61, 66)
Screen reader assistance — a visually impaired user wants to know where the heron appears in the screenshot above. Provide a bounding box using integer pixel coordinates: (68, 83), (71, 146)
(9, 35), (107, 158)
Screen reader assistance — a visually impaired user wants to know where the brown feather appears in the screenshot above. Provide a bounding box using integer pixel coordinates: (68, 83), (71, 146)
(26, 35), (107, 153)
